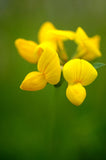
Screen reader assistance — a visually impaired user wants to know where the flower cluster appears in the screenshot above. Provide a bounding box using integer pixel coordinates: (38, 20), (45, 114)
(15, 21), (102, 106)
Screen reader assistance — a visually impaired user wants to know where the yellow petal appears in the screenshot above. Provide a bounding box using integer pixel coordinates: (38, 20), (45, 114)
(48, 29), (75, 40)
(74, 28), (102, 61)
(15, 39), (38, 63)
(74, 45), (101, 61)
(63, 59), (81, 84)
(20, 71), (47, 91)
(35, 41), (57, 57)
(66, 83), (86, 106)
(38, 22), (55, 43)
(38, 47), (61, 85)
(73, 46), (86, 59)
(82, 39), (102, 61)
(57, 40), (68, 62)
(38, 21), (74, 63)
(90, 35), (101, 48)
(63, 59), (98, 86)
(75, 27), (88, 44)
(38, 21), (75, 43)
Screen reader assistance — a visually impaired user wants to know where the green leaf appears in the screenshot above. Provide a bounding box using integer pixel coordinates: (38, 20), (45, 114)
(92, 62), (106, 69)
(54, 72), (64, 88)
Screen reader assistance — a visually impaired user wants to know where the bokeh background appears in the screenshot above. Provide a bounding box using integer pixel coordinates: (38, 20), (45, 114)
(0, 0), (106, 159)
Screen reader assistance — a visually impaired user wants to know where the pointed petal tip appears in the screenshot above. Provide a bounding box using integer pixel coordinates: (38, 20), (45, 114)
(15, 38), (21, 47)
(20, 83), (24, 90)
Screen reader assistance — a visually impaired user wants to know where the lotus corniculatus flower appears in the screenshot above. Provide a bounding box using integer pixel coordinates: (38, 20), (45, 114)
(73, 27), (102, 61)
(63, 59), (98, 106)
(20, 47), (61, 91)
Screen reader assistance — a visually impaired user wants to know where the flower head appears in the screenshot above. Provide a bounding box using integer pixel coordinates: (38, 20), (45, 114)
(15, 22), (103, 107)
(73, 27), (102, 61)
(63, 59), (98, 106)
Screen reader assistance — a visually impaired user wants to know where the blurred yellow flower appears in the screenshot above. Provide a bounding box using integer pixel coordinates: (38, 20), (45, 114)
(38, 21), (75, 62)
(73, 27), (102, 61)
(20, 47), (61, 91)
(38, 21), (75, 42)
(63, 59), (98, 106)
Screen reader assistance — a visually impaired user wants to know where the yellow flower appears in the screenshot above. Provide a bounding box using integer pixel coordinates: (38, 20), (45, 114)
(20, 47), (61, 91)
(15, 39), (54, 64)
(38, 21), (75, 62)
(63, 59), (98, 106)
(73, 27), (102, 61)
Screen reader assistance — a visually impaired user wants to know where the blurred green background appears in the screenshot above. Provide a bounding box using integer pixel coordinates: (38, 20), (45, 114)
(0, 0), (106, 159)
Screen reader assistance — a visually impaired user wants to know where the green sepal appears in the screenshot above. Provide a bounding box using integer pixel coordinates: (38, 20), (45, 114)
(92, 62), (106, 69)
(54, 72), (64, 88)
